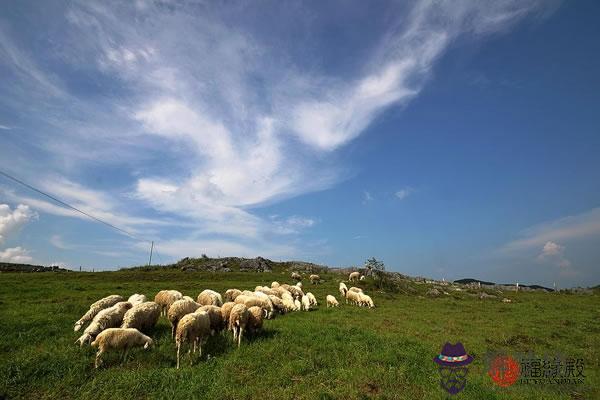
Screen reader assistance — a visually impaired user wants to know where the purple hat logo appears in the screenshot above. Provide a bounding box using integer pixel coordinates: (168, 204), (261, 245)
(434, 342), (474, 395)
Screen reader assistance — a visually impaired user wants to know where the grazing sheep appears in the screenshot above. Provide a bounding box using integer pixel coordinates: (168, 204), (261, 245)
(224, 289), (242, 302)
(257, 287), (279, 297)
(220, 301), (236, 326)
(241, 290), (255, 297)
(247, 306), (264, 334)
(349, 287), (363, 293)
(197, 289), (223, 307)
(76, 301), (132, 346)
(339, 282), (348, 298)
(74, 294), (124, 332)
(306, 292), (318, 306)
(268, 295), (286, 314)
(360, 275), (366, 281)
(228, 304), (249, 347)
(91, 327), (152, 368)
(121, 301), (160, 333)
(280, 283), (291, 290)
(349, 271), (361, 282)
(291, 272), (302, 281)
(271, 281), (280, 288)
(175, 311), (211, 369)
(198, 305), (225, 335)
(154, 290), (183, 316)
(295, 282), (303, 289)
(234, 295), (274, 319)
(301, 295), (311, 311)
(360, 293), (375, 308)
(345, 290), (361, 306)
(294, 299), (301, 310)
(287, 286), (304, 300)
(168, 298), (201, 338)
(183, 296), (195, 302)
(326, 295), (339, 307)
(281, 296), (297, 312)
(273, 286), (291, 298)
(127, 294), (147, 306)
(309, 274), (321, 284)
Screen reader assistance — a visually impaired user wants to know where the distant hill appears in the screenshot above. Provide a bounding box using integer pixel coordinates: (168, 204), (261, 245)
(455, 278), (554, 292)
(0, 262), (71, 273)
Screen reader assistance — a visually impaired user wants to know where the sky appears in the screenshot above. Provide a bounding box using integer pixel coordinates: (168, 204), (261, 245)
(1, 0), (599, 287)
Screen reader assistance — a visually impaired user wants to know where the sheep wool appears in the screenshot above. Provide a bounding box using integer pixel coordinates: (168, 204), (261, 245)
(349, 271), (361, 282)
(309, 274), (320, 284)
(306, 292), (318, 306)
(228, 304), (249, 347)
(224, 289), (242, 302)
(168, 298), (201, 338)
(339, 282), (348, 298)
(294, 299), (301, 311)
(175, 311), (211, 369)
(268, 295), (286, 314)
(301, 295), (311, 311)
(345, 290), (361, 306)
(91, 327), (152, 368)
(220, 301), (236, 326)
(127, 294), (147, 306)
(121, 301), (160, 333)
(349, 287), (363, 293)
(197, 290), (223, 307)
(270, 281), (280, 288)
(291, 272), (302, 281)
(197, 305), (225, 335)
(74, 294), (124, 332)
(76, 301), (132, 347)
(247, 306), (263, 333)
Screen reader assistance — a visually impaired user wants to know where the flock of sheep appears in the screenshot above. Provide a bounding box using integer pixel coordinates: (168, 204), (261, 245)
(72, 272), (375, 369)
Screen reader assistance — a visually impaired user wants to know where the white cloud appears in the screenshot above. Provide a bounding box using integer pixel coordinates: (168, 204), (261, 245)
(395, 187), (415, 200)
(50, 234), (71, 250)
(0, 204), (37, 244)
(0, 246), (32, 263)
(363, 191), (374, 204)
(0, 124), (12, 130)
(537, 241), (571, 269)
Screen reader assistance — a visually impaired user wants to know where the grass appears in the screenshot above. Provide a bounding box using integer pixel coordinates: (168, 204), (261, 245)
(0, 269), (598, 399)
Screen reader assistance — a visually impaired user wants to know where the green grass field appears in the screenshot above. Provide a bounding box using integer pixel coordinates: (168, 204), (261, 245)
(0, 270), (598, 399)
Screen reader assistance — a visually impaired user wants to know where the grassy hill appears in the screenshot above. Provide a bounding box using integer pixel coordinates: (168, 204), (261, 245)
(0, 268), (598, 399)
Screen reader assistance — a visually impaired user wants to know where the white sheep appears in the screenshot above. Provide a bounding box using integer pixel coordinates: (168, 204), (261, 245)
(326, 295), (339, 307)
(234, 294), (274, 319)
(339, 282), (348, 298)
(287, 286), (304, 300)
(224, 289), (242, 302)
(360, 275), (366, 281)
(345, 290), (361, 306)
(349, 271), (361, 282)
(198, 305), (225, 335)
(175, 311), (211, 369)
(295, 282), (303, 289)
(349, 287), (363, 293)
(127, 294), (147, 306)
(197, 289), (223, 306)
(76, 301), (132, 346)
(121, 301), (160, 333)
(168, 298), (201, 338)
(91, 327), (152, 368)
(74, 294), (124, 332)
(301, 295), (311, 311)
(220, 301), (236, 327)
(154, 290), (183, 316)
(228, 304), (249, 347)
(247, 306), (264, 334)
(309, 274), (321, 284)
(281, 296), (297, 312)
(291, 271), (302, 281)
(306, 292), (318, 306)
(268, 295), (286, 314)
(358, 293), (375, 308)
(294, 299), (301, 311)
(271, 281), (280, 288)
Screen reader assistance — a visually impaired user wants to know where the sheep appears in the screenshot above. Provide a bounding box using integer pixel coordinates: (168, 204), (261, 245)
(220, 301), (236, 326)
(257, 287), (279, 297)
(271, 281), (280, 288)
(360, 275), (366, 281)
(349, 271), (361, 282)
(273, 286), (291, 298)
(168, 298), (201, 338)
(127, 294), (147, 306)
(291, 271), (302, 281)
(349, 287), (363, 293)
(358, 293), (375, 308)
(309, 274), (321, 284)
(301, 295), (311, 311)
(121, 301), (160, 333)
(281, 296), (297, 312)
(306, 292), (318, 306)
(268, 295), (286, 314)
(339, 282), (348, 298)
(295, 282), (303, 289)
(198, 305), (225, 335)
(197, 289), (223, 307)
(228, 304), (249, 347)
(234, 294), (274, 319)
(246, 306), (264, 334)
(287, 285), (304, 300)
(224, 289), (242, 302)
(175, 311), (211, 369)
(76, 301), (132, 346)
(345, 290), (361, 306)
(279, 283), (291, 290)
(154, 290), (183, 316)
(294, 299), (301, 310)
(91, 327), (152, 368)
(326, 295), (339, 307)
(74, 294), (124, 332)
(241, 290), (255, 296)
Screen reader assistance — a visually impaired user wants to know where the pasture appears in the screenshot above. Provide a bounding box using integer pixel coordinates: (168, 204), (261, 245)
(0, 269), (598, 399)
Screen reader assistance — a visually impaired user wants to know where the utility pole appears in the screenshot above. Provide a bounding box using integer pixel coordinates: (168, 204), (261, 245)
(148, 241), (154, 266)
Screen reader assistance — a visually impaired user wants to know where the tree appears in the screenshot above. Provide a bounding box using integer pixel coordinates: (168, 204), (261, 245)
(365, 257), (386, 289)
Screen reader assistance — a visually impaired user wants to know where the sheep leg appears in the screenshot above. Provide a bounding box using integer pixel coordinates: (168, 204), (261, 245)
(237, 327), (243, 347)
(95, 349), (104, 369)
(171, 324), (176, 339)
(176, 343), (181, 369)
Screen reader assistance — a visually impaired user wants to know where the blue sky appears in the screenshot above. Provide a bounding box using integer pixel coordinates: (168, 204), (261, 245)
(1, 0), (599, 287)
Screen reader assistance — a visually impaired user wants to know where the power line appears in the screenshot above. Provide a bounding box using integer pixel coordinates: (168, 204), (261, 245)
(0, 169), (153, 244)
